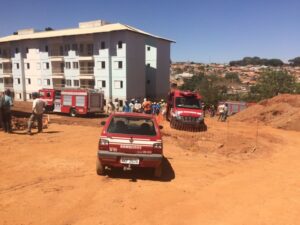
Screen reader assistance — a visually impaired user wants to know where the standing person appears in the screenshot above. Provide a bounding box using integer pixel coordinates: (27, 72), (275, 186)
(2, 89), (13, 133)
(106, 101), (115, 114)
(210, 105), (216, 117)
(27, 92), (46, 135)
(142, 98), (152, 114)
(129, 99), (135, 112)
(222, 103), (229, 122)
(217, 103), (225, 121)
(134, 100), (142, 113)
(114, 98), (120, 112)
(123, 100), (131, 112)
(151, 102), (157, 115)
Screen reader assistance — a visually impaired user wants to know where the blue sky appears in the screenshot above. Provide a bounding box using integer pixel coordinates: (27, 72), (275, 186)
(0, 0), (299, 63)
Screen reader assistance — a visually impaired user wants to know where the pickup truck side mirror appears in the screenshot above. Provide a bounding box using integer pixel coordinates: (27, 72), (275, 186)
(159, 125), (163, 130)
(100, 121), (106, 126)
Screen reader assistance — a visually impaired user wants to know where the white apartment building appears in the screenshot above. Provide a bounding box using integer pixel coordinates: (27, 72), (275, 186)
(0, 20), (173, 104)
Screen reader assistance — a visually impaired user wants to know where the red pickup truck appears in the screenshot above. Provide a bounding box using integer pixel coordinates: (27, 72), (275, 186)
(97, 112), (164, 178)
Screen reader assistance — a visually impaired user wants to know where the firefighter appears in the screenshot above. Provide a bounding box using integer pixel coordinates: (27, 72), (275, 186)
(142, 98), (152, 114)
(27, 92), (46, 135)
(1, 89), (13, 133)
(123, 100), (131, 112)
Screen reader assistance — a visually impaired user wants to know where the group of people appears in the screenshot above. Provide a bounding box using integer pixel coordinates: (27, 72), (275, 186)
(0, 89), (46, 135)
(106, 98), (166, 115)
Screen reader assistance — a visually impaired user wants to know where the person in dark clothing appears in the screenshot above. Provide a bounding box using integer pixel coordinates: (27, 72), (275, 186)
(2, 89), (13, 133)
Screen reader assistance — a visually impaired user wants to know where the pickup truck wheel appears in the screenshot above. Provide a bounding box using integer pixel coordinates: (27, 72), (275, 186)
(70, 108), (77, 117)
(154, 162), (163, 178)
(96, 158), (105, 176)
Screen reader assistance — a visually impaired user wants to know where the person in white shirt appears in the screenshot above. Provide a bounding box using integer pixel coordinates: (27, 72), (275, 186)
(217, 104), (225, 121)
(27, 92), (46, 135)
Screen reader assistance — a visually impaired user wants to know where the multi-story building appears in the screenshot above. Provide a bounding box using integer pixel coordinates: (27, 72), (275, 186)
(0, 20), (173, 104)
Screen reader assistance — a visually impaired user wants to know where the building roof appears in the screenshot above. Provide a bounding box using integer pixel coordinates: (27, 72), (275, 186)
(0, 22), (175, 43)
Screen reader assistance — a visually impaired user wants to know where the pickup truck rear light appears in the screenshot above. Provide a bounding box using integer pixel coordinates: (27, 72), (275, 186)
(153, 143), (163, 153)
(98, 139), (109, 151)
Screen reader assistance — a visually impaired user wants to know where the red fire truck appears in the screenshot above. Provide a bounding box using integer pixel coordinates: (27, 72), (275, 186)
(166, 90), (207, 131)
(39, 88), (105, 117)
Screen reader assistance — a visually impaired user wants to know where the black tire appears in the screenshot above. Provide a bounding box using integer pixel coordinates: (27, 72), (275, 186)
(96, 158), (105, 176)
(70, 108), (77, 117)
(154, 159), (164, 178)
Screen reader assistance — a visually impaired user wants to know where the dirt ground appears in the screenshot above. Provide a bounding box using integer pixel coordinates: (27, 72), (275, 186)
(1, 111), (300, 225)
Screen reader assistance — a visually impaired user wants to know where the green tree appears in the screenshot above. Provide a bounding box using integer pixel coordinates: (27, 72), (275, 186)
(288, 57), (300, 66)
(224, 72), (241, 83)
(251, 70), (297, 99)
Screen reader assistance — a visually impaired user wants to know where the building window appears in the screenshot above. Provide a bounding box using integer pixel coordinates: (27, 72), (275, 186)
(79, 44), (84, 53)
(44, 62), (50, 69)
(26, 47), (29, 53)
(0, 63), (2, 69)
(66, 79), (72, 86)
(101, 61), (105, 69)
(73, 80), (80, 86)
(87, 44), (93, 55)
(118, 41), (123, 49)
(101, 41), (105, 49)
(65, 62), (71, 69)
(114, 80), (123, 89)
(18, 93), (22, 99)
(65, 44), (70, 52)
(73, 62), (79, 69)
(26, 63), (30, 69)
(97, 80), (106, 88)
(27, 93), (32, 99)
(147, 46), (151, 51)
(60, 46), (64, 55)
(26, 78), (31, 85)
(45, 45), (49, 52)
(72, 44), (78, 51)
(0, 48), (2, 55)
(15, 78), (21, 84)
(15, 63), (20, 69)
(0, 78), (3, 83)
(15, 48), (19, 53)
(43, 79), (50, 86)
(118, 61), (123, 69)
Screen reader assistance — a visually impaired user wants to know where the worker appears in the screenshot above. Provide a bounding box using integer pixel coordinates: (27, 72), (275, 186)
(222, 103), (229, 122)
(27, 92), (46, 135)
(1, 89), (13, 133)
(217, 103), (225, 121)
(114, 98), (120, 112)
(106, 101), (115, 114)
(134, 100), (142, 113)
(142, 98), (152, 114)
(129, 99), (135, 112)
(123, 100), (131, 112)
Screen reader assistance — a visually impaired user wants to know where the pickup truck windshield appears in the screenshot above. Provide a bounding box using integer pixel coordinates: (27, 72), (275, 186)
(107, 116), (156, 136)
(175, 97), (202, 109)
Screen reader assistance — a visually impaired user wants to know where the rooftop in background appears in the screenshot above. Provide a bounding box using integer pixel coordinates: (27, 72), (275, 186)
(0, 20), (175, 43)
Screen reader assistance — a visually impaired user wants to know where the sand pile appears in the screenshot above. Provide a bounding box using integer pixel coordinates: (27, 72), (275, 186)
(231, 94), (300, 131)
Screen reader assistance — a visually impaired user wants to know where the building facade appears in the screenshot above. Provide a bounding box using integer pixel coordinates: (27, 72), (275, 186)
(0, 20), (173, 105)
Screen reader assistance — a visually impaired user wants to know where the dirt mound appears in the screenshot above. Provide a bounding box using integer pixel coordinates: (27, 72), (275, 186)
(231, 94), (300, 131)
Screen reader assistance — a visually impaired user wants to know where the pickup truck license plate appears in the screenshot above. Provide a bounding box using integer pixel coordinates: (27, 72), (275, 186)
(120, 157), (140, 165)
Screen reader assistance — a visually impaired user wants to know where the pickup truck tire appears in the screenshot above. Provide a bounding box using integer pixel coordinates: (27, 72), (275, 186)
(70, 108), (77, 117)
(96, 158), (105, 176)
(154, 161), (163, 178)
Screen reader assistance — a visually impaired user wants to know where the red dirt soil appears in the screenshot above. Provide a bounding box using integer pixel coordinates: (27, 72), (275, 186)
(231, 94), (300, 131)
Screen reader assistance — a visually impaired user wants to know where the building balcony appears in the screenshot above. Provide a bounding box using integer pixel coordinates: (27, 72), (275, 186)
(79, 60), (94, 78)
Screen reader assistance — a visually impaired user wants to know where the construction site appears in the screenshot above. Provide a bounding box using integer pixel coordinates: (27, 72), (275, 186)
(0, 94), (300, 225)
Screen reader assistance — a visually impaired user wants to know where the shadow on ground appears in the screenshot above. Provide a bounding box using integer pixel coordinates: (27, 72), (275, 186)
(104, 158), (175, 182)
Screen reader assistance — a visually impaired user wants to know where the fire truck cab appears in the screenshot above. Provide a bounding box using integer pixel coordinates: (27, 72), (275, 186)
(167, 90), (206, 131)
(39, 88), (105, 117)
